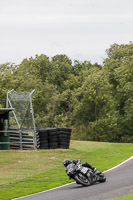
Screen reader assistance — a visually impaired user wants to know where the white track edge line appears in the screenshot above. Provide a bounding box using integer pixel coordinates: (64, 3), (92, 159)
(12, 156), (133, 200)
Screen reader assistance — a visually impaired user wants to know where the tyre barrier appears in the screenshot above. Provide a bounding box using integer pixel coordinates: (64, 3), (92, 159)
(58, 128), (71, 149)
(37, 127), (71, 149)
(37, 128), (48, 149)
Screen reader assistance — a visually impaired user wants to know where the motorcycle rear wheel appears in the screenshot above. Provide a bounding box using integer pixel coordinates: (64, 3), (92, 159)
(74, 173), (91, 186)
(98, 174), (106, 182)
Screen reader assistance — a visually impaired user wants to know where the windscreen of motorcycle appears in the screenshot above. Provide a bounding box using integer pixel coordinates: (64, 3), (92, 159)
(66, 163), (76, 175)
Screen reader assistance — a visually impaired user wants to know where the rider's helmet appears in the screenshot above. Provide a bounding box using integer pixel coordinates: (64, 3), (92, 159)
(63, 158), (71, 167)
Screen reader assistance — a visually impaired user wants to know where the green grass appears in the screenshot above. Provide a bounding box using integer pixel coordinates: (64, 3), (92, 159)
(110, 193), (133, 200)
(0, 140), (133, 200)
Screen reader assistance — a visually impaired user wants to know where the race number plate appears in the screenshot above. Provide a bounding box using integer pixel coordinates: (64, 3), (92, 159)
(81, 167), (88, 174)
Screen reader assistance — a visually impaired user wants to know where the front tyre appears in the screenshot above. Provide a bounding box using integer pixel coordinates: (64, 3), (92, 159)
(74, 173), (91, 186)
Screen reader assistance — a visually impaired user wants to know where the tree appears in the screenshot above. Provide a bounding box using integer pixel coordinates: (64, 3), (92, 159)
(47, 54), (73, 92)
(0, 62), (17, 107)
(103, 42), (133, 142)
(71, 66), (117, 141)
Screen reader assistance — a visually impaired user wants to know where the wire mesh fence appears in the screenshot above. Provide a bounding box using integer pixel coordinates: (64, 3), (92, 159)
(6, 89), (38, 150)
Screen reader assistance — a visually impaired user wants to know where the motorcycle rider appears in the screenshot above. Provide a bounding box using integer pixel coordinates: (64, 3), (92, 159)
(63, 158), (97, 184)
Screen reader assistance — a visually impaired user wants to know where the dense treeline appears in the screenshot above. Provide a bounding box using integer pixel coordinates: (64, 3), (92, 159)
(0, 42), (133, 142)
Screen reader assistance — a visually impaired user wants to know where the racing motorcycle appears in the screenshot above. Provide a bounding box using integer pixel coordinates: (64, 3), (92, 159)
(66, 163), (106, 186)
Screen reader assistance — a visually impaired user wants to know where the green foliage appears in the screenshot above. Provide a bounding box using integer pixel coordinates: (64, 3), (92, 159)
(103, 42), (133, 142)
(0, 42), (133, 142)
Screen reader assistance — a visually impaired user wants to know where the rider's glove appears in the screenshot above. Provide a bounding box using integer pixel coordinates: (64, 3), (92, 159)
(92, 167), (97, 172)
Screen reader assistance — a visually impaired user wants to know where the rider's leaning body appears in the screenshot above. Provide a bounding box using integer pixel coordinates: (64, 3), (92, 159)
(63, 158), (96, 172)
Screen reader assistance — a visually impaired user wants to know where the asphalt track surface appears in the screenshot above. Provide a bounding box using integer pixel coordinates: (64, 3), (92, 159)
(13, 157), (133, 200)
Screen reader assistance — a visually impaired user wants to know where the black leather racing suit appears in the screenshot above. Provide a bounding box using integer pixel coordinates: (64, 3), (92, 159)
(72, 159), (95, 171)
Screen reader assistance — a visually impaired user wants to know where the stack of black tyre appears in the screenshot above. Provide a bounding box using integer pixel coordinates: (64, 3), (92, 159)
(37, 127), (71, 149)
(37, 128), (48, 149)
(58, 128), (71, 149)
(47, 128), (58, 149)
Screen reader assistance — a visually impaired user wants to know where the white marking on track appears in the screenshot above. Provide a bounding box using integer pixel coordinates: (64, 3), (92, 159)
(12, 156), (133, 200)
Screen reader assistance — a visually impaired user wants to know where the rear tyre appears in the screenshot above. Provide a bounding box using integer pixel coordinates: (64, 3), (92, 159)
(74, 173), (91, 186)
(98, 174), (106, 182)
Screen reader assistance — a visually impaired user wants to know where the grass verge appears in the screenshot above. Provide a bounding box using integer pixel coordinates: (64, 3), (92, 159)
(110, 193), (133, 200)
(0, 140), (133, 200)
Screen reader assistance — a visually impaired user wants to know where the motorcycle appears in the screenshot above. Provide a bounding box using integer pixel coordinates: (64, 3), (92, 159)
(66, 163), (106, 186)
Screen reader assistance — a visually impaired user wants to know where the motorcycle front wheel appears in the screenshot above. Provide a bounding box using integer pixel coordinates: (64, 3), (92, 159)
(74, 173), (91, 186)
